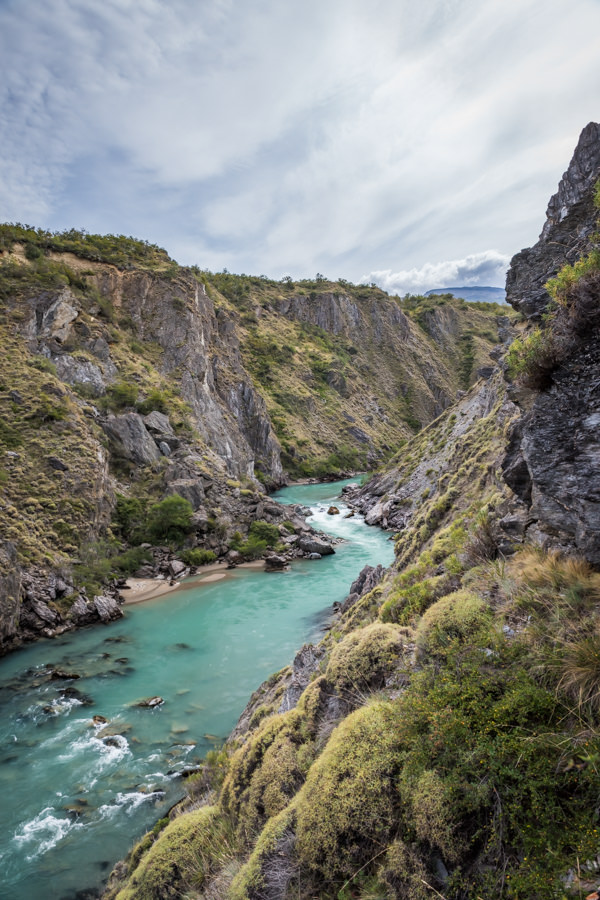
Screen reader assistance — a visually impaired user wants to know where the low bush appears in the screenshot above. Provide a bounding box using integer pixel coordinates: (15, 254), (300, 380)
(325, 623), (404, 698)
(105, 380), (139, 410)
(248, 520), (279, 546)
(180, 548), (217, 567)
(415, 590), (492, 658)
(137, 388), (169, 415)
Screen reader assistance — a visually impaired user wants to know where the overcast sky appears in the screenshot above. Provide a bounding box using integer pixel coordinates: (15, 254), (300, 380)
(1, 0), (599, 294)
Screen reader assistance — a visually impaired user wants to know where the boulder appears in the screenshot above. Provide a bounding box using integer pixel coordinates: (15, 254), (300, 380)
(103, 414), (161, 466)
(93, 595), (123, 623)
(69, 595), (95, 624)
(165, 478), (205, 510)
(49, 668), (80, 681)
(47, 456), (69, 472)
(297, 535), (335, 555)
(264, 555), (289, 571)
(327, 506), (340, 515)
(53, 354), (108, 396)
(143, 411), (174, 435)
(169, 559), (187, 578)
(35, 289), (79, 342)
(227, 550), (243, 567)
(135, 696), (164, 708)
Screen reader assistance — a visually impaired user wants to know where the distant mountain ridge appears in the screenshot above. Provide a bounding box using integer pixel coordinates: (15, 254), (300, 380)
(426, 285), (506, 303)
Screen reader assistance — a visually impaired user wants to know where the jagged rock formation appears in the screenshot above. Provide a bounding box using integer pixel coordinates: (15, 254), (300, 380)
(506, 121), (600, 319)
(503, 120), (600, 563)
(0, 231), (504, 653)
(235, 282), (504, 474)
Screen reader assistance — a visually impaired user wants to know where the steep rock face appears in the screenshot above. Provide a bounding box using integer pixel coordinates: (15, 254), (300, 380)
(506, 121), (600, 320)
(277, 291), (454, 423)
(82, 267), (284, 483)
(504, 122), (600, 562)
(518, 334), (600, 562)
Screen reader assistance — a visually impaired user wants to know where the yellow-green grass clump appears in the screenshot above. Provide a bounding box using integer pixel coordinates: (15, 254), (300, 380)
(325, 622), (405, 697)
(294, 700), (403, 883)
(415, 589), (492, 658)
(220, 682), (325, 845)
(114, 806), (232, 900)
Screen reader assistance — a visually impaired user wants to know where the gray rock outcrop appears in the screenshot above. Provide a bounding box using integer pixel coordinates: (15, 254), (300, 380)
(504, 122), (600, 563)
(102, 413), (161, 466)
(506, 122), (600, 320)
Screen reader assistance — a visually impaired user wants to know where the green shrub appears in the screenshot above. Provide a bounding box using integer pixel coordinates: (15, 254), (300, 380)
(180, 548), (217, 567)
(145, 494), (193, 545)
(505, 326), (555, 384)
(248, 520), (279, 546)
(106, 380), (139, 410)
(0, 419), (23, 449)
(28, 356), (57, 375)
(33, 393), (69, 423)
(237, 535), (268, 559)
(110, 546), (151, 576)
(137, 388), (169, 415)
(113, 495), (147, 542)
(415, 590), (492, 657)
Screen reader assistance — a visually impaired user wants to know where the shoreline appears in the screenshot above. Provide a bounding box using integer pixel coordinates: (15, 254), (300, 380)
(122, 559), (265, 604)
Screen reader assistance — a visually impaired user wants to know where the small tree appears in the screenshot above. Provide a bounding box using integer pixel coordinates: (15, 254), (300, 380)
(145, 494), (193, 545)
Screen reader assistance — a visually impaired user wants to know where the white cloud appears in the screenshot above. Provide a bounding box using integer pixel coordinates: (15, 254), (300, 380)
(364, 251), (511, 296)
(0, 0), (599, 279)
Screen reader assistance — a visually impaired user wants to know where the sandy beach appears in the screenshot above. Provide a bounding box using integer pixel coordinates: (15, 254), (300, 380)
(122, 559), (265, 604)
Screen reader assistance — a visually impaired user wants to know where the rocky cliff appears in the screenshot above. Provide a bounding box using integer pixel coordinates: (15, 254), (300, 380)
(501, 122), (600, 564)
(103, 124), (600, 900)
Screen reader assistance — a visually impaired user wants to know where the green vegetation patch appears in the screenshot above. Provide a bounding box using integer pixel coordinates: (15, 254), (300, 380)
(295, 701), (404, 882)
(0, 223), (176, 272)
(113, 806), (233, 900)
(325, 622), (405, 697)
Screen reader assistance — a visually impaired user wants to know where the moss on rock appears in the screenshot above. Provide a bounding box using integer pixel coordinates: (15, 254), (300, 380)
(294, 701), (404, 883)
(114, 805), (232, 900)
(325, 622), (405, 697)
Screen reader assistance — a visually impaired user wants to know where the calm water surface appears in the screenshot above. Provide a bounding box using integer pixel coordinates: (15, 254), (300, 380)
(0, 479), (393, 900)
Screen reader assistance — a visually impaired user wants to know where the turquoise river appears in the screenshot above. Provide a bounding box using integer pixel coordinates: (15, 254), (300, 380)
(0, 479), (394, 900)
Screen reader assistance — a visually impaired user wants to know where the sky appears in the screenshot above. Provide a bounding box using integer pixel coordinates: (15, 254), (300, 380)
(0, 0), (599, 295)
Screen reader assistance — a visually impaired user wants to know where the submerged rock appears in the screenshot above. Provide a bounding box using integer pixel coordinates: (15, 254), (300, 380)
(134, 696), (164, 708)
